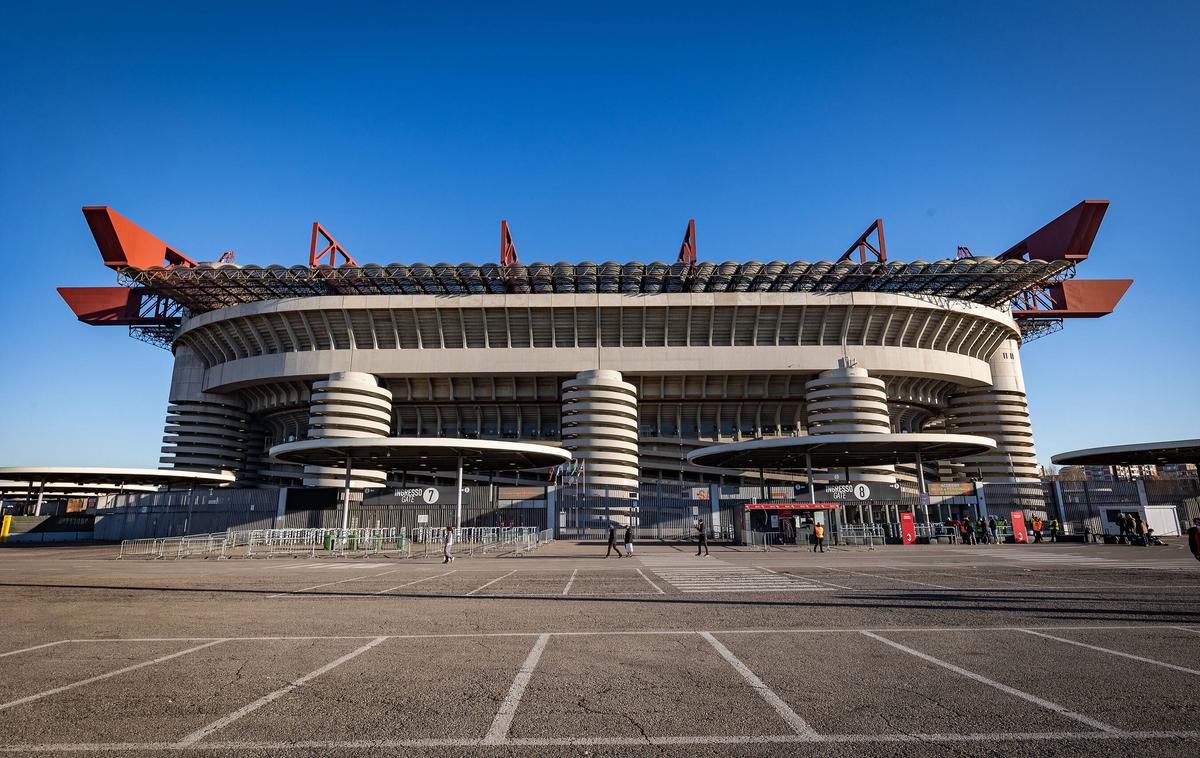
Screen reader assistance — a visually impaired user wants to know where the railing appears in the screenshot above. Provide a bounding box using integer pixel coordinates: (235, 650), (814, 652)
(410, 526), (543, 558)
(119, 528), (408, 560)
(744, 530), (782, 551)
(913, 524), (957, 542)
(840, 524), (885, 546)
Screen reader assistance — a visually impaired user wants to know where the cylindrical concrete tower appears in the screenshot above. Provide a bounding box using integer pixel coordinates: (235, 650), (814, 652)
(947, 339), (1039, 482)
(160, 396), (249, 475)
(301, 371), (393, 489)
(805, 361), (896, 484)
(159, 345), (249, 476)
(560, 369), (639, 490)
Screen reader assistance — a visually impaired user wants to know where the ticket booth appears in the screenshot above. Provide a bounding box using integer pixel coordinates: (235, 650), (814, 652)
(740, 502), (840, 545)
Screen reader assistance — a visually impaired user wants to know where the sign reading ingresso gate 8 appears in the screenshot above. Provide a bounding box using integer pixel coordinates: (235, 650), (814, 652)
(819, 482), (903, 501)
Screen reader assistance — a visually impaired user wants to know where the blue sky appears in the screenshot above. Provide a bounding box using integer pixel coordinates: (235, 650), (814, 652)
(1, 1), (1196, 468)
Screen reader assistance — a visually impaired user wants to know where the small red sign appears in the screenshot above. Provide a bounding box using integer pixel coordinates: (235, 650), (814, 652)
(1010, 511), (1028, 544)
(900, 512), (916, 545)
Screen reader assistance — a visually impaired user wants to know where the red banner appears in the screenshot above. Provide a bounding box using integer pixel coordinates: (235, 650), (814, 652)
(743, 502), (840, 511)
(1010, 511), (1028, 543)
(900, 512), (916, 545)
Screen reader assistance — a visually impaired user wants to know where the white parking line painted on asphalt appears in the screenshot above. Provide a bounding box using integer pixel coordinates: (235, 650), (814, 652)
(641, 555), (828, 593)
(276, 563), (392, 571)
(174, 636), (388, 747)
(483, 633), (550, 744)
(465, 570), (518, 596)
(1171, 625), (1200, 635)
(784, 574), (856, 590)
(824, 568), (950, 589)
(0, 640), (228, 712)
(561, 568), (577, 596)
(372, 570), (457, 594)
(7, 730), (1200, 752)
(6, 624), (1179, 647)
(635, 568), (665, 594)
(1017, 629), (1200, 675)
(859, 631), (1120, 733)
(701, 632), (817, 737)
(268, 568), (406, 597)
(0, 640), (69, 658)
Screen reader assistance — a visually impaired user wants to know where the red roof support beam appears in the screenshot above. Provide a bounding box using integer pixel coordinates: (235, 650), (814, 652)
(82, 207), (196, 269)
(838, 218), (886, 263)
(57, 286), (181, 326)
(309, 222), (357, 267)
(998, 200), (1109, 262)
(1012, 279), (1132, 318)
(677, 219), (697, 265)
(500, 220), (519, 265)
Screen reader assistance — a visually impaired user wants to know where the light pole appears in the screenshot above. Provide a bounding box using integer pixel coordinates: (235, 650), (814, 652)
(341, 453), (353, 533)
(455, 454), (464, 530)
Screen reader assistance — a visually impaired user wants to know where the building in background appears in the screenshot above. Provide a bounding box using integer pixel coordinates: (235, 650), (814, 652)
(59, 202), (1132, 511)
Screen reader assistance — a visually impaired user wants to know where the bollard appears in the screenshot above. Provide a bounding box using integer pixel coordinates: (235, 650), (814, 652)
(323, 531), (334, 551)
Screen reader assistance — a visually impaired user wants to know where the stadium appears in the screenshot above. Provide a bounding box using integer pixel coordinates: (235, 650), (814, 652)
(54, 202), (1132, 538)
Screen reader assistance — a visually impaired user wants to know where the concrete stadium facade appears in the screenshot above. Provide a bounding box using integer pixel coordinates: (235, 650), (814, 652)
(159, 290), (1036, 493)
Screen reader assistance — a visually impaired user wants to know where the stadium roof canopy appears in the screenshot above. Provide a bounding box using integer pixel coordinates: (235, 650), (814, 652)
(123, 257), (1074, 315)
(0, 467), (235, 488)
(269, 437), (571, 473)
(687, 432), (996, 471)
(1051, 439), (1200, 467)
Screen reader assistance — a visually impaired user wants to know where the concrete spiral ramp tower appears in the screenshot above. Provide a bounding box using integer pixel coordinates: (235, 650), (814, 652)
(805, 361), (897, 484)
(301, 371), (393, 488)
(947, 338), (1040, 485)
(160, 395), (249, 475)
(560, 369), (639, 490)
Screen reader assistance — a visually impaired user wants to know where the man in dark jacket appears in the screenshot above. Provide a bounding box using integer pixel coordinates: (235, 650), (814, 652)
(1187, 518), (1200, 562)
(696, 519), (709, 556)
(606, 525), (623, 558)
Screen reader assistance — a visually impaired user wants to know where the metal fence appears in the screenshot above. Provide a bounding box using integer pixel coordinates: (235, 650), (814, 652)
(556, 482), (728, 541)
(90, 475), (1200, 548)
(118, 527), (407, 560)
(96, 489), (281, 540)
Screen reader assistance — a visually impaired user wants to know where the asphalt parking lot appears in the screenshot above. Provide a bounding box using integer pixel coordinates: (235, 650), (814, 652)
(1, 540), (1198, 756)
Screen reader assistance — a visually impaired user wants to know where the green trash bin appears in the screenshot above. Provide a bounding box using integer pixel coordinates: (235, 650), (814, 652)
(374, 535), (384, 552)
(323, 531), (334, 551)
(349, 534), (359, 551)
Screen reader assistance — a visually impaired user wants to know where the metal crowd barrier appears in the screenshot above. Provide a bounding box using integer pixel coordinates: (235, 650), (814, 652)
(839, 524), (886, 546)
(410, 526), (544, 558)
(119, 527), (408, 560)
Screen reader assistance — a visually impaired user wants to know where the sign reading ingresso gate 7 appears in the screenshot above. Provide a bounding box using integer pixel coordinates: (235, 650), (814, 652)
(818, 482), (903, 501)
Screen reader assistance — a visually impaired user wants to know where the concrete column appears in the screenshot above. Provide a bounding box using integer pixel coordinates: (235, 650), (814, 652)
(301, 372), (393, 489)
(805, 360), (896, 486)
(948, 338), (1041, 511)
(160, 346), (250, 478)
(560, 369), (639, 491)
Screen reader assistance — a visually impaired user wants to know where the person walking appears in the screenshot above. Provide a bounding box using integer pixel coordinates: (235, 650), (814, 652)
(812, 522), (826, 553)
(606, 525), (623, 558)
(696, 519), (709, 557)
(1049, 517), (1060, 543)
(959, 517), (973, 545)
(987, 516), (997, 545)
(1187, 518), (1200, 562)
(1031, 516), (1043, 543)
(623, 526), (634, 558)
(977, 517), (988, 545)
(442, 526), (455, 564)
